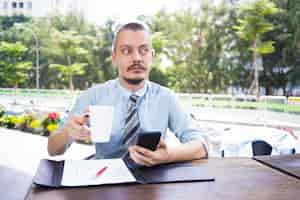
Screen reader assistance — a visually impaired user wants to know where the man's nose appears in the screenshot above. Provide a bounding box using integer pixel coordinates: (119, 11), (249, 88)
(131, 49), (142, 61)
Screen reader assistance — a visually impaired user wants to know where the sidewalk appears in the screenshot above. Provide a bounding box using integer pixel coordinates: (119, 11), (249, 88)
(191, 107), (300, 134)
(0, 128), (94, 175)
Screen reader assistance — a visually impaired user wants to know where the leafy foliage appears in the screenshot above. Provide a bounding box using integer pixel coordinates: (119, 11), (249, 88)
(0, 41), (32, 87)
(0, 1), (299, 95)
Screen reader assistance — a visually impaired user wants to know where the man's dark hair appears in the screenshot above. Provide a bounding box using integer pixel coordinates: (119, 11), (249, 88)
(112, 21), (151, 52)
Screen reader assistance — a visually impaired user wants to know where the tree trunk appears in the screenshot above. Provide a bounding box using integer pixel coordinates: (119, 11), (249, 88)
(283, 86), (286, 96)
(252, 39), (260, 101)
(69, 75), (74, 91)
(263, 67), (272, 95)
(67, 56), (74, 90)
(13, 83), (18, 105)
(265, 81), (272, 95)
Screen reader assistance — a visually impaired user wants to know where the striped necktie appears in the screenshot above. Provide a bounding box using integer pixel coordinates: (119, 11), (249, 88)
(122, 94), (140, 146)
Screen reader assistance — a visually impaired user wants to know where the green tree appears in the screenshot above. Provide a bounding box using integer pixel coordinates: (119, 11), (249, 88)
(27, 13), (106, 89)
(234, 0), (279, 98)
(49, 63), (86, 89)
(153, 1), (235, 93)
(0, 41), (32, 88)
(149, 31), (168, 86)
(97, 19), (116, 81)
(49, 30), (88, 90)
(152, 9), (200, 92)
(262, 0), (300, 95)
(0, 15), (31, 31)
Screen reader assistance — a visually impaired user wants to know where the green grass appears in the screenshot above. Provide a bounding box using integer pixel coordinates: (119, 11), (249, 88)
(0, 88), (79, 98)
(183, 99), (300, 114)
(1, 89), (300, 114)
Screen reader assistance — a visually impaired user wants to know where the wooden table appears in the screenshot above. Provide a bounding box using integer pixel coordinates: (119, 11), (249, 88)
(25, 158), (300, 200)
(254, 154), (300, 179)
(0, 165), (32, 200)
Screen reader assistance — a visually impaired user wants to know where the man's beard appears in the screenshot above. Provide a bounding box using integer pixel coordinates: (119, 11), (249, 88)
(123, 77), (145, 85)
(118, 62), (147, 85)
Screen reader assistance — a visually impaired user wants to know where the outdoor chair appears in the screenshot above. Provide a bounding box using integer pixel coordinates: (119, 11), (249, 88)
(252, 140), (272, 156)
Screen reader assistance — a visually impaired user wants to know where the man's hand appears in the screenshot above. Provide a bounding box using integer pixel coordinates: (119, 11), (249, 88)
(128, 139), (170, 167)
(61, 112), (91, 142)
(48, 111), (91, 156)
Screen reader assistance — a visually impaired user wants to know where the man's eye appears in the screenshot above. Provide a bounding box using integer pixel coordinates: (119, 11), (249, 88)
(139, 47), (150, 55)
(121, 48), (131, 55)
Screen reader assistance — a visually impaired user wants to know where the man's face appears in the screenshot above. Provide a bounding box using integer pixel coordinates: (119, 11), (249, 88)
(112, 30), (153, 84)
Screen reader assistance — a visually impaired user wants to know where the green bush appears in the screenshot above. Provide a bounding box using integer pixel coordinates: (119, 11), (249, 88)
(0, 106), (5, 118)
(0, 110), (61, 136)
(0, 115), (18, 128)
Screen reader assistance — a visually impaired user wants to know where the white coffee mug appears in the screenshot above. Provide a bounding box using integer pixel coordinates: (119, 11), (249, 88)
(89, 105), (114, 143)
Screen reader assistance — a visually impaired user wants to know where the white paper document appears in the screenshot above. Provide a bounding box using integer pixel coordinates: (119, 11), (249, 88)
(89, 105), (114, 143)
(61, 159), (136, 186)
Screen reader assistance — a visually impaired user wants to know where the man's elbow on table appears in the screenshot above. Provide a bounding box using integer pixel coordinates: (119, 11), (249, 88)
(188, 140), (208, 160)
(47, 133), (67, 156)
(168, 140), (208, 163)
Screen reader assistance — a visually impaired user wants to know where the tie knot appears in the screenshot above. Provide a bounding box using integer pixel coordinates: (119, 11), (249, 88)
(130, 94), (139, 104)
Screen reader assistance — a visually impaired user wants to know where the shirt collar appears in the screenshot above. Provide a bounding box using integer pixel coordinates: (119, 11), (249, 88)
(116, 78), (149, 100)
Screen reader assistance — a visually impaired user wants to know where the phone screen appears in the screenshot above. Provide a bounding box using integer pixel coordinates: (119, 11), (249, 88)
(136, 132), (161, 151)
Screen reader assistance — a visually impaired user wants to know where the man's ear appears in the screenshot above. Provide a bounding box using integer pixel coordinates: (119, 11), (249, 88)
(112, 51), (116, 66)
(151, 49), (155, 57)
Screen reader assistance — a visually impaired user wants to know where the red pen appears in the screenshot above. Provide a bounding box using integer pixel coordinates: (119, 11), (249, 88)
(96, 166), (108, 177)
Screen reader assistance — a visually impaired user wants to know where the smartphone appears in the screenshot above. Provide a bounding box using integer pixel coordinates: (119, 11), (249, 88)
(136, 131), (162, 151)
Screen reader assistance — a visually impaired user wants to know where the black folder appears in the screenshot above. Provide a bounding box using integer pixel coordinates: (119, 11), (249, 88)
(253, 154), (300, 180)
(33, 159), (215, 187)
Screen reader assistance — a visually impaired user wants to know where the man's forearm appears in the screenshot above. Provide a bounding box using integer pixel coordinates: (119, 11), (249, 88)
(167, 140), (207, 163)
(47, 129), (70, 156)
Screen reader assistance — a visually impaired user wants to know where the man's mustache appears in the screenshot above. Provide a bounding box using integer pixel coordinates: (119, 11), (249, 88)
(127, 64), (146, 72)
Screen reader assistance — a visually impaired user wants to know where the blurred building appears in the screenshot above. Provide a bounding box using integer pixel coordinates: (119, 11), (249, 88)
(0, 0), (78, 17)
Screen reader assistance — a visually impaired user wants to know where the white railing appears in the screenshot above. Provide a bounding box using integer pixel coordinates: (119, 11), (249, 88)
(1, 88), (299, 105)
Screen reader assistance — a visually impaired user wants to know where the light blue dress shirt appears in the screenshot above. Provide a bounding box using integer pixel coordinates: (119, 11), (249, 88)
(60, 78), (206, 159)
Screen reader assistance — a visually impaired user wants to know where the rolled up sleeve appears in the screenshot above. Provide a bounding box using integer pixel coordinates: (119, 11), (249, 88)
(168, 92), (208, 157)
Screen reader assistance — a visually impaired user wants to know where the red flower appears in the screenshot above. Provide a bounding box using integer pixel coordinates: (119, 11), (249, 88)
(48, 112), (60, 120)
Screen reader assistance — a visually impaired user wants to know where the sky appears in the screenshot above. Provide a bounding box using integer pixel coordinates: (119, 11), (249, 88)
(60, 0), (195, 25)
